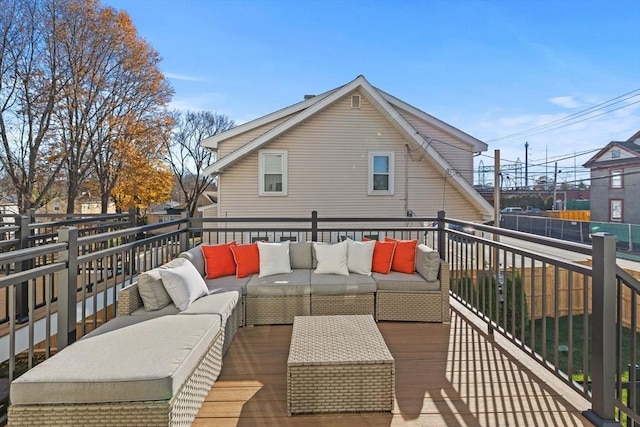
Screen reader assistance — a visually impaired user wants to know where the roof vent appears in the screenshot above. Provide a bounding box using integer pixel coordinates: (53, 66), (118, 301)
(304, 94), (315, 100)
(351, 94), (361, 109)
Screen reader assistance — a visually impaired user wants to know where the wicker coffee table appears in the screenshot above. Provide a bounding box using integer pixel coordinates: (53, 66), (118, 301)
(287, 315), (395, 415)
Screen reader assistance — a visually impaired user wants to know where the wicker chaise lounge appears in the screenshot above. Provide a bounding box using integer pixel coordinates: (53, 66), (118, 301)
(9, 314), (224, 427)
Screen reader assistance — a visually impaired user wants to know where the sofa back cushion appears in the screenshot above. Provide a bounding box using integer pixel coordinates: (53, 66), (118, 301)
(137, 257), (185, 311)
(179, 245), (206, 276)
(415, 244), (440, 282)
(289, 241), (312, 269)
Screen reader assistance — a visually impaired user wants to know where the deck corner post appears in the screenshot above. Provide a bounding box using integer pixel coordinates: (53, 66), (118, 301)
(179, 211), (189, 253)
(311, 211), (318, 242)
(437, 210), (445, 260)
(584, 232), (620, 426)
(57, 226), (79, 350)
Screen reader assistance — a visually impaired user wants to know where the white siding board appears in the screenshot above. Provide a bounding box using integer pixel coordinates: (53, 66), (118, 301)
(397, 107), (475, 184)
(218, 114), (297, 158)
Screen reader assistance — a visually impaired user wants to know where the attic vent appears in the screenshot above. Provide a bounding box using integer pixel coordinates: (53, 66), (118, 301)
(304, 94), (316, 100)
(612, 149), (620, 158)
(351, 94), (361, 109)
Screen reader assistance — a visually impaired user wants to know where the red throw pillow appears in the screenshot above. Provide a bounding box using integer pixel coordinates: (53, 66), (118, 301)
(385, 237), (418, 274)
(364, 239), (396, 274)
(230, 243), (260, 278)
(201, 242), (237, 279)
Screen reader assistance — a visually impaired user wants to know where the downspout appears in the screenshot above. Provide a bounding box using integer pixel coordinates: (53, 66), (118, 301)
(405, 145), (409, 216)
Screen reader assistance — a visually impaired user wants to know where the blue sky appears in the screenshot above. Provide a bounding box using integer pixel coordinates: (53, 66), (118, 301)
(105, 0), (640, 186)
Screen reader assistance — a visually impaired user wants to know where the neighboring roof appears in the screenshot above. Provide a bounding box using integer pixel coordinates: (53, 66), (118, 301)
(203, 75), (493, 218)
(583, 130), (640, 168)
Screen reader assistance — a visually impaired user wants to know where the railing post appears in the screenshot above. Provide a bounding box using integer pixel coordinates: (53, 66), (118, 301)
(437, 210), (446, 260)
(179, 211), (189, 253)
(583, 232), (620, 426)
(14, 214), (31, 323)
(128, 207), (137, 275)
(311, 211), (318, 242)
(57, 226), (78, 350)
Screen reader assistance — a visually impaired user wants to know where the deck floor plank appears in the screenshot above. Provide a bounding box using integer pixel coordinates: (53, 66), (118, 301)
(194, 307), (591, 426)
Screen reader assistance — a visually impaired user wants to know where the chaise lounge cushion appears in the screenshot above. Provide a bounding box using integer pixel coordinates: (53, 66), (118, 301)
(373, 271), (441, 292)
(181, 289), (240, 322)
(246, 269), (310, 296)
(310, 272), (376, 295)
(10, 314), (221, 405)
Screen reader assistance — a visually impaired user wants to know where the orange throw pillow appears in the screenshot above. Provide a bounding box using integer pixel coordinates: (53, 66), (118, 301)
(201, 242), (237, 279)
(230, 243), (260, 278)
(385, 237), (418, 274)
(365, 240), (396, 274)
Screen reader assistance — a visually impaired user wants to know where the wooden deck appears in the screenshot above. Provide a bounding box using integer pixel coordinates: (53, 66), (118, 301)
(194, 302), (591, 426)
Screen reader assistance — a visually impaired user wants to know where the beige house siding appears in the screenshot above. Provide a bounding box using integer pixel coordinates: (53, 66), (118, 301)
(397, 107), (475, 184)
(218, 114), (296, 158)
(217, 93), (483, 223)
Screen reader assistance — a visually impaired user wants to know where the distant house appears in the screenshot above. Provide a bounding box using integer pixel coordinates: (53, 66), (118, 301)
(202, 75), (493, 230)
(583, 130), (640, 224)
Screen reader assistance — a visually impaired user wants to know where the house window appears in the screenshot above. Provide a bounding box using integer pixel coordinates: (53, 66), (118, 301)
(368, 151), (394, 195)
(611, 169), (622, 189)
(259, 150), (287, 196)
(611, 200), (622, 222)
(351, 94), (361, 109)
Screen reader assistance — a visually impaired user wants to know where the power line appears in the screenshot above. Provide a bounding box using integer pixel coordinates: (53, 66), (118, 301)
(486, 88), (640, 143)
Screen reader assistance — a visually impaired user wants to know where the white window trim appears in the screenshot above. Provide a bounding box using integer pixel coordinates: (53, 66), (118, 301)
(258, 149), (287, 196)
(367, 151), (394, 195)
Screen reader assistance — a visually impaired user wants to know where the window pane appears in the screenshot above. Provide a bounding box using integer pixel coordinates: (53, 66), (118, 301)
(373, 156), (389, 174)
(264, 154), (282, 174)
(373, 174), (389, 191)
(611, 200), (622, 221)
(611, 170), (622, 188)
(264, 174), (282, 192)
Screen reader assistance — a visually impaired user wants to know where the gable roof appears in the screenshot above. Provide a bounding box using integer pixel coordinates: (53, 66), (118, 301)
(203, 75), (494, 218)
(583, 130), (640, 168)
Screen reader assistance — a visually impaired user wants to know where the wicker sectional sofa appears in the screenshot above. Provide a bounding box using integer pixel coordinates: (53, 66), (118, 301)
(8, 240), (449, 426)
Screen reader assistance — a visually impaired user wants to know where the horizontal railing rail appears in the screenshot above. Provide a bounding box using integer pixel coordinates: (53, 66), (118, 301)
(0, 210), (636, 425)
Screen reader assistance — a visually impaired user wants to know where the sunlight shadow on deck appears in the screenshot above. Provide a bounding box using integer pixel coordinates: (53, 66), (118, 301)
(195, 308), (590, 426)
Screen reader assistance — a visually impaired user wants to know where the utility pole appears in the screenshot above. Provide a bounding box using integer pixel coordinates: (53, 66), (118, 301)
(525, 141), (529, 190)
(494, 150), (500, 228)
(552, 162), (562, 210)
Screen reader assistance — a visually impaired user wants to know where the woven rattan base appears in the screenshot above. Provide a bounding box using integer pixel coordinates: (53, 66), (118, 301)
(245, 295), (310, 326)
(310, 293), (374, 316)
(376, 291), (443, 322)
(8, 328), (224, 427)
(287, 315), (394, 415)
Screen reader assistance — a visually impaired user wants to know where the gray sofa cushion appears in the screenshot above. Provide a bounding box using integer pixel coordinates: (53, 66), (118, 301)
(310, 273), (376, 295)
(179, 245), (206, 277)
(289, 242), (312, 269)
(246, 269), (311, 296)
(137, 257), (186, 311)
(181, 290), (240, 322)
(373, 271), (441, 292)
(11, 314), (221, 405)
(415, 244), (440, 282)
(205, 275), (250, 295)
(131, 304), (179, 318)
